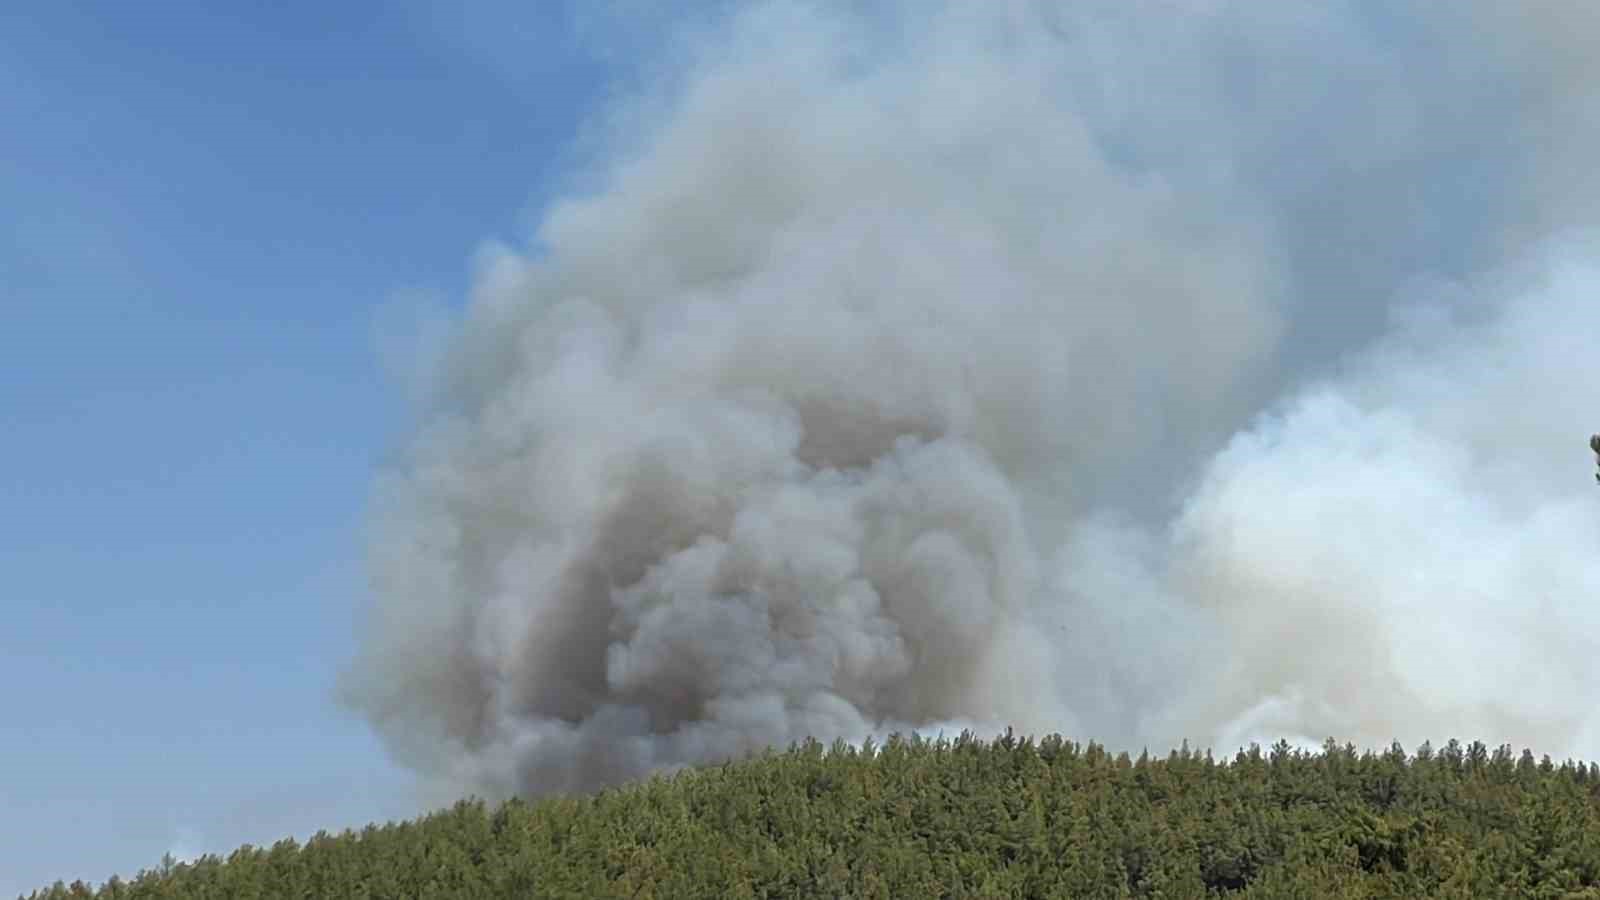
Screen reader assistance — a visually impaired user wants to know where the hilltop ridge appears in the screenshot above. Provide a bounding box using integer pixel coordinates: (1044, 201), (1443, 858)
(23, 731), (1600, 898)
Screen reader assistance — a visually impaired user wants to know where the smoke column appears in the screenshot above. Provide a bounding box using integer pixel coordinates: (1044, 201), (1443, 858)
(343, 1), (1600, 802)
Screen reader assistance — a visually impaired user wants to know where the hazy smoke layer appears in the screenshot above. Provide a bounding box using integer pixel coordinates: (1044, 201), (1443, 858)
(344, 1), (1600, 801)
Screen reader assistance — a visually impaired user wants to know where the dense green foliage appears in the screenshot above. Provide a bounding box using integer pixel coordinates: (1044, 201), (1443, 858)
(26, 732), (1600, 899)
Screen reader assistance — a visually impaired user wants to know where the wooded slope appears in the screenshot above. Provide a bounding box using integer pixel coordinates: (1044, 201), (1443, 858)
(25, 732), (1600, 898)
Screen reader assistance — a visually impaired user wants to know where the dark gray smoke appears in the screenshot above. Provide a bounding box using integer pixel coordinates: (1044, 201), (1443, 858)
(342, 1), (1600, 803)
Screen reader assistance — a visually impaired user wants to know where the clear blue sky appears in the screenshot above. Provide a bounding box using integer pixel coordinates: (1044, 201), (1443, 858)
(2, 3), (611, 893)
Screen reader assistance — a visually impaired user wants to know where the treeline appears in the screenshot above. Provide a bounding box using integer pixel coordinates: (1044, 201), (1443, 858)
(25, 732), (1600, 898)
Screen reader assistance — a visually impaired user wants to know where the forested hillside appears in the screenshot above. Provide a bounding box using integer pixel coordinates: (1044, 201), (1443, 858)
(25, 732), (1600, 899)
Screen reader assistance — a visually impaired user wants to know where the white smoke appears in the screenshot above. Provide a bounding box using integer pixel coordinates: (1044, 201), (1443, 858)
(1162, 243), (1600, 755)
(343, 1), (1600, 801)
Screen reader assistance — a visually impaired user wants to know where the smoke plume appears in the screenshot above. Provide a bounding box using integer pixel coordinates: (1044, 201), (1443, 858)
(343, 1), (1600, 801)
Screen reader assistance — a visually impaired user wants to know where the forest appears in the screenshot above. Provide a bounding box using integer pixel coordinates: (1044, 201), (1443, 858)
(22, 731), (1600, 899)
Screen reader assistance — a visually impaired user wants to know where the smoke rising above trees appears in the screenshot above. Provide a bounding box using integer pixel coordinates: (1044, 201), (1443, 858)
(341, 1), (1600, 803)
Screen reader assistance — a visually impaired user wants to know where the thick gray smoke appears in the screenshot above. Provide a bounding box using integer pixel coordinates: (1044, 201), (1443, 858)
(343, 1), (1600, 802)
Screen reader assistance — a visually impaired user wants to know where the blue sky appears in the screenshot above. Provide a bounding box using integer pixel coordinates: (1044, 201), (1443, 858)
(2, 3), (611, 893)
